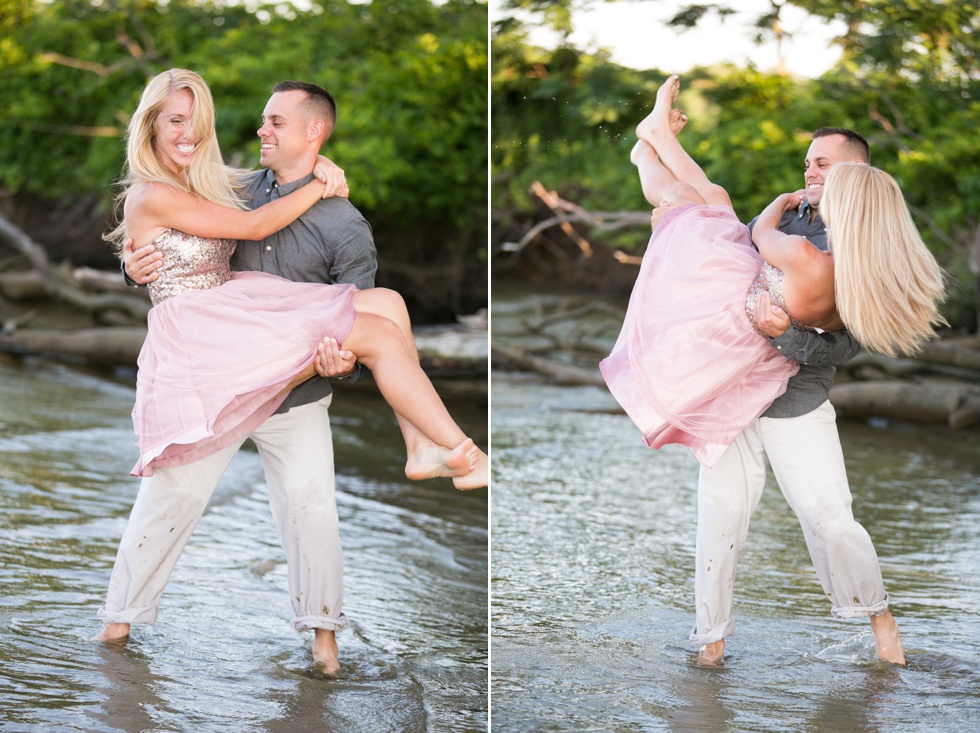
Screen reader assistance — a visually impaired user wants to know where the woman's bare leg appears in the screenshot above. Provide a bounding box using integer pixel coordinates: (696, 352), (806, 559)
(631, 139), (706, 209)
(637, 75), (733, 209)
(345, 289), (487, 490)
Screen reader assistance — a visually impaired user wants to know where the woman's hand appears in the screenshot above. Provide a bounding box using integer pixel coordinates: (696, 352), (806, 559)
(778, 189), (807, 213)
(313, 155), (350, 199)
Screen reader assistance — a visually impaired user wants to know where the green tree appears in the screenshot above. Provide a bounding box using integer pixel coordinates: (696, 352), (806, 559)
(491, 10), (980, 327)
(1, 0), (488, 320)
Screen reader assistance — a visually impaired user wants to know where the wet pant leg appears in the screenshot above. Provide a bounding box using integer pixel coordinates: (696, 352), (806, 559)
(690, 422), (769, 647)
(98, 442), (242, 625)
(759, 401), (888, 618)
(249, 395), (348, 633)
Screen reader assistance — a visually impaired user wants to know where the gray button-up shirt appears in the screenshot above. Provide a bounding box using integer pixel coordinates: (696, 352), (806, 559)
(748, 203), (861, 418)
(233, 168), (378, 413)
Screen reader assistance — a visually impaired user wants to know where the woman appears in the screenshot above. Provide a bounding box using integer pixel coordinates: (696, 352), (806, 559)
(601, 76), (946, 466)
(106, 69), (488, 489)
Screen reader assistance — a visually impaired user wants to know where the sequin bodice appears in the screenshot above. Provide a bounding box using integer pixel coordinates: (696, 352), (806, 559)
(744, 262), (810, 335)
(146, 229), (237, 307)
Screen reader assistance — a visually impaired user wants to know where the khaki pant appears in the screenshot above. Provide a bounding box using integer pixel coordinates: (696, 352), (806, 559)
(98, 395), (348, 633)
(690, 401), (888, 647)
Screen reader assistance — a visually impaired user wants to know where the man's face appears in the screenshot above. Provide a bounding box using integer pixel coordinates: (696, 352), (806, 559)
(803, 134), (853, 209)
(257, 90), (312, 173)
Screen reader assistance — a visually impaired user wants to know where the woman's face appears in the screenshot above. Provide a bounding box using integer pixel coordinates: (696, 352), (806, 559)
(154, 89), (199, 173)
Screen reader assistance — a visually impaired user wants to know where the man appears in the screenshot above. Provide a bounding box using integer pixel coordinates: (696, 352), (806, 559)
(96, 81), (374, 676)
(656, 127), (905, 666)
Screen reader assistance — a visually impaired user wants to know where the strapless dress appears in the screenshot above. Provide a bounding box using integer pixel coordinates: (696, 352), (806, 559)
(600, 205), (801, 467)
(131, 229), (357, 477)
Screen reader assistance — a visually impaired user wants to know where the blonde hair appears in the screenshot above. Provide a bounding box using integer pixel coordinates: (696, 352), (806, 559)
(822, 163), (947, 356)
(105, 68), (249, 251)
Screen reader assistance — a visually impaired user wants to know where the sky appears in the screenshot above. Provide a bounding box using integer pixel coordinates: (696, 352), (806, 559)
(491, 0), (848, 78)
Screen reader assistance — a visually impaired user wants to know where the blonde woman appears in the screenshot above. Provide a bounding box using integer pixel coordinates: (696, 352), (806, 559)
(601, 75), (945, 467)
(106, 68), (488, 488)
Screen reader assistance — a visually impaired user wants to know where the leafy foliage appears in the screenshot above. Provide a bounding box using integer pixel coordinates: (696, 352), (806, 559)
(0, 0), (488, 317)
(491, 7), (980, 328)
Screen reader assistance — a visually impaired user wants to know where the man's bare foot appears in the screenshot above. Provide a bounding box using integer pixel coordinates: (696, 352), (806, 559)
(313, 628), (340, 676)
(698, 639), (725, 666)
(405, 439), (476, 481)
(91, 622), (130, 643)
(637, 75), (680, 144)
(870, 610), (906, 666)
(453, 449), (488, 490)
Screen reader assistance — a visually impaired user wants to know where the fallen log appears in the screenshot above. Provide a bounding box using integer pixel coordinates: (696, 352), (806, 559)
(0, 323), (488, 379)
(412, 324), (488, 376)
(491, 339), (605, 387)
(914, 341), (980, 371)
(841, 350), (980, 383)
(830, 380), (980, 429)
(0, 326), (146, 367)
(0, 212), (151, 321)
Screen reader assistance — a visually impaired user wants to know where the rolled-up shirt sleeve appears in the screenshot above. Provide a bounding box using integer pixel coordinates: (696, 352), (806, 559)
(770, 327), (862, 366)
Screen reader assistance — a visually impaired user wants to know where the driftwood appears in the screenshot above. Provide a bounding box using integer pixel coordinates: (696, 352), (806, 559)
(830, 380), (980, 429)
(497, 181), (650, 263)
(0, 211), (151, 321)
(840, 350), (980, 383)
(494, 294), (980, 430)
(0, 322), (488, 380)
(0, 326), (147, 367)
(0, 211), (487, 387)
(0, 267), (148, 300)
(491, 340), (605, 387)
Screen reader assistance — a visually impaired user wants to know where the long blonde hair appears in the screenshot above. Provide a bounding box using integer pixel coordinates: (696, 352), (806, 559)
(105, 68), (249, 251)
(822, 163), (947, 356)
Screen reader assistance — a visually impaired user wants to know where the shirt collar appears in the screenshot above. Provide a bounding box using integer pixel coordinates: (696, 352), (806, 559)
(261, 168), (315, 195)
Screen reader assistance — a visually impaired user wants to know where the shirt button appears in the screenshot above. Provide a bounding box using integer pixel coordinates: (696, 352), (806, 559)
(265, 189), (271, 193)
(776, 345), (783, 350)
(265, 245), (272, 251)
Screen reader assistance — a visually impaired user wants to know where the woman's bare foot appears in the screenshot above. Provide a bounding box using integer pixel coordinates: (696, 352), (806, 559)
(870, 610), (906, 666)
(630, 109), (686, 168)
(637, 75), (680, 144)
(313, 628), (341, 676)
(670, 108), (688, 136)
(453, 449), (488, 490)
(91, 623), (130, 643)
(698, 639), (725, 666)
(405, 438), (477, 481)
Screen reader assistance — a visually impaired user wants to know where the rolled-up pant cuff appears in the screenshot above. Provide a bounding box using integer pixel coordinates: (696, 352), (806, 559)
(97, 604), (159, 626)
(689, 618), (735, 648)
(293, 613), (349, 633)
(831, 594), (889, 620)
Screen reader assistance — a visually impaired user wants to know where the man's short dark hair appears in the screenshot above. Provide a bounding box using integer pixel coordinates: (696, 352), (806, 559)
(272, 80), (336, 131)
(813, 127), (871, 164)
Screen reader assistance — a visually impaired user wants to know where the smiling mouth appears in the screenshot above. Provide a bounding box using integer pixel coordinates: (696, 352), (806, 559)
(177, 143), (197, 155)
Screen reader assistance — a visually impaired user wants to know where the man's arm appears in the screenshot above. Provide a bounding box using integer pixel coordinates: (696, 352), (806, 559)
(771, 327), (862, 366)
(122, 238), (163, 285)
(312, 214), (377, 378)
(755, 292), (861, 366)
(329, 219), (377, 290)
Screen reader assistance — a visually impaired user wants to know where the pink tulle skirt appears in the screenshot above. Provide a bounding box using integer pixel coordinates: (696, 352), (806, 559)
(131, 270), (357, 477)
(599, 205), (799, 466)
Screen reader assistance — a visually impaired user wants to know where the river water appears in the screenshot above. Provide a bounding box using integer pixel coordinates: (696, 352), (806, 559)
(490, 286), (980, 732)
(0, 355), (488, 732)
